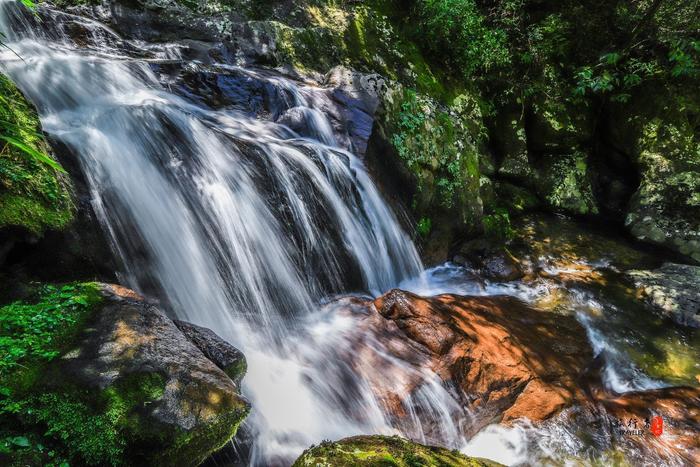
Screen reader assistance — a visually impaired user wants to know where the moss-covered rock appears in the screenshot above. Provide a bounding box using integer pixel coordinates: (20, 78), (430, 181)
(526, 95), (594, 153)
(0, 283), (249, 466)
(370, 85), (487, 255)
(621, 86), (700, 262)
(535, 151), (598, 215)
(0, 74), (74, 234)
(292, 435), (501, 467)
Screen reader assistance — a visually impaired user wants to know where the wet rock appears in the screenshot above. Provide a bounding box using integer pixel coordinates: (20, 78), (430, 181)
(454, 239), (523, 282)
(106, 0), (233, 43)
(324, 66), (386, 155)
(576, 387), (700, 466)
(292, 435), (501, 466)
(480, 251), (524, 282)
(174, 319), (247, 385)
(373, 289), (594, 431)
(50, 283), (250, 466)
(628, 263), (700, 328)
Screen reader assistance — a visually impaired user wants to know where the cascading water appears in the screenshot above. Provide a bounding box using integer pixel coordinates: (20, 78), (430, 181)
(0, 1), (471, 464)
(2, 2), (695, 466)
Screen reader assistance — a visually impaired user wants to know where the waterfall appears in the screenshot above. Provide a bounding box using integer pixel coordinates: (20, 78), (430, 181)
(0, 1), (470, 464)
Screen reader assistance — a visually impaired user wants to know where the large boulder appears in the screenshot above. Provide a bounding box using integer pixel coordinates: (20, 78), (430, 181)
(292, 435), (501, 467)
(607, 84), (700, 263)
(57, 284), (250, 466)
(0, 283), (249, 466)
(628, 263), (700, 328)
(373, 289), (593, 430)
(367, 85), (487, 261)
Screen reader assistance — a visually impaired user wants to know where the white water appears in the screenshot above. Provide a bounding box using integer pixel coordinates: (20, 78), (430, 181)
(0, 2), (682, 465)
(0, 2), (474, 464)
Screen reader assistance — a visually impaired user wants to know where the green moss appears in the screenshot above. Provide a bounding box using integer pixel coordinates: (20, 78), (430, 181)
(537, 152), (598, 215)
(0, 283), (249, 466)
(292, 435), (501, 466)
(222, 356), (247, 383)
(0, 283), (102, 383)
(386, 88), (484, 227)
(0, 74), (74, 234)
(416, 217), (432, 237)
(0, 283), (104, 466)
(159, 403), (249, 467)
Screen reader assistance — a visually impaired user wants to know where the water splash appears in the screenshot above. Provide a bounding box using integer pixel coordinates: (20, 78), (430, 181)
(0, 2), (464, 464)
(1, 2), (689, 465)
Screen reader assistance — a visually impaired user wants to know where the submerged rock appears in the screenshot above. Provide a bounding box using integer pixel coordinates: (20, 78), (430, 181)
(628, 263), (700, 328)
(16, 283), (249, 466)
(373, 289), (593, 431)
(581, 387), (700, 466)
(292, 435), (501, 467)
(453, 238), (523, 282)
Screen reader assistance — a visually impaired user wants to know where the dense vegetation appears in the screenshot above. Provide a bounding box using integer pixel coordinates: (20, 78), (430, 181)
(0, 74), (73, 234)
(0, 0), (698, 465)
(0, 283), (108, 466)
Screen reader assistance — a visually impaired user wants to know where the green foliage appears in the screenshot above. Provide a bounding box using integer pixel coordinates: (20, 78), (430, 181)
(482, 208), (514, 241)
(0, 283), (100, 379)
(415, 0), (510, 78)
(0, 283), (106, 466)
(0, 74), (74, 233)
(416, 217), (432, 237)
(25, 392), (125, 465)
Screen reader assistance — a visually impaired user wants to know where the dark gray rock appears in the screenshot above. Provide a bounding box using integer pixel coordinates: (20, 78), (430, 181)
(628, 263), (700, 328)
(54, 283), (250, 466)
(480, 250), (524, 282)
(174, 319), (247, 386)
(454, 238), (523, 282)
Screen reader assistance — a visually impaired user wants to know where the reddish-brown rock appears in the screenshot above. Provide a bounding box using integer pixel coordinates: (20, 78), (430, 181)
(373, 289), (594, 429)
(553, 386), (700, 465)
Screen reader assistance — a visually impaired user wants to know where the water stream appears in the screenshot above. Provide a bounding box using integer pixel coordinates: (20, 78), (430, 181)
(1, 2), (696, 466)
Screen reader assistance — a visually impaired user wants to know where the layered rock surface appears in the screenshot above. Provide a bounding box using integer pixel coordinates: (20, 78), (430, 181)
(373, 289), (593, 430)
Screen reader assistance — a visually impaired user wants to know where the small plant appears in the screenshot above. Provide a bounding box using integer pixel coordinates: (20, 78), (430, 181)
(416, 217), (432, 237)
(482, 208), (514, 241)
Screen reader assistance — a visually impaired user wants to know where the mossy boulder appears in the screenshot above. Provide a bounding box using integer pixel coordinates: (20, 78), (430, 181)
(591, 82), (700, 261)
(0, 283), (249, 466)
(535, 151), (598, 215)
(629, 263), (700, 328)
(621, 87), (700, 262)
(292, 435), (501, 467)
(0, 74), (74, 236)
(368, 84), (487, 259)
